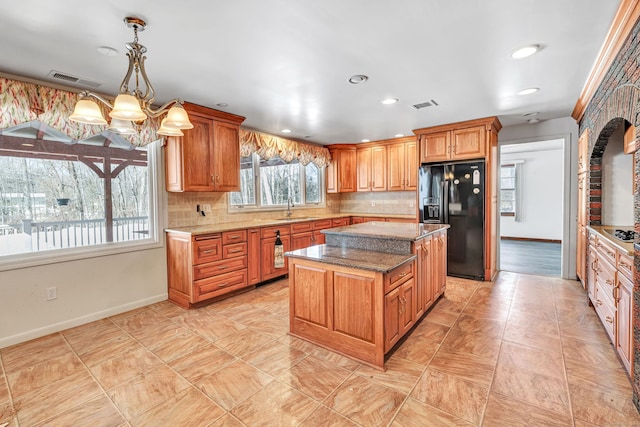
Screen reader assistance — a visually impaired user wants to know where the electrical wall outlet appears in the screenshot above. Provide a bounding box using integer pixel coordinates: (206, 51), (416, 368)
(203, 204), (212, 212)
(409, 200), (415, 208)
(371, 201), (376, 207)
(47, 286), (57, 301)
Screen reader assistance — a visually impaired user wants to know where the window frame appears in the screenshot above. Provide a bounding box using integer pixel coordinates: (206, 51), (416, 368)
(0, 140), (164, 272)
(500, 163), (517, 217)
(228, 152), (325, 213)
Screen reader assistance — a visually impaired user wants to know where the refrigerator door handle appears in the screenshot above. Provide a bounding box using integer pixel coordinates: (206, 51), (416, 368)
(443, 179), (449, 224)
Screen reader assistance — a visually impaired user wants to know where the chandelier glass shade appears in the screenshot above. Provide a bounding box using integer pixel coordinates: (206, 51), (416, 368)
(69, 17), (193, 136)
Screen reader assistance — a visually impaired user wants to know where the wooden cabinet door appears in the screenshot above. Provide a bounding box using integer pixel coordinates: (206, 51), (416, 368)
(326, 154), (338, 193)
(415, 243), (425, 320)
(338, 149), (357, 192)
(451, 126), (485, 160)
(292, 232), (313, 251)
(423, 237), (434, 310)
(384, 286), (401, 352)
(400, 279), (415, 336)
(261, 235), (291, 281)
(181, 114), (215, 191)
(420, 132), (450, 162)
(578, 129), (589, 174)
(371, 145), (387, 191)
(587, 243), (597, 301)
(164, 136), (184, 192)
(577, 225), (586, 285)
(434, 232), (447, 297)
(247, 228), (261, 285)
(356, 147), (372, 191)
(616, 273), (633, 373)
(577, 173), (587, 227)
(213, 121), (241, 192)
(387, 142), (405, 191)
(405, 140), (418, 190)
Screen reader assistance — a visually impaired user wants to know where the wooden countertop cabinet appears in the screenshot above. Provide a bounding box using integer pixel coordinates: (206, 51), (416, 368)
(164, 102), (245, 192)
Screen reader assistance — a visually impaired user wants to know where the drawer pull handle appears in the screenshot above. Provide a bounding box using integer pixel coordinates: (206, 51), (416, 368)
(228, 249), (242, 253)
(202, 249), (216, 254)
(218, 265), (228, 270)
(619, 261), (631, 269)
(605, 316), (613, 324)
(218, 282), (232, 288)
(397, 272), (408, 278)
(596, 299), (602, 306)
(229, 235), (240, 239)
(605, 279), (614, 285)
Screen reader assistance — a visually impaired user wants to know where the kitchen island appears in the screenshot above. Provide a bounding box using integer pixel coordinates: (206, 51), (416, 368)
(285, 221), (449, 369)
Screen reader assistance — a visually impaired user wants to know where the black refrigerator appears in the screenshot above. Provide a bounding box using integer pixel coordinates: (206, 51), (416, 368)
(419, 160), (485, 280)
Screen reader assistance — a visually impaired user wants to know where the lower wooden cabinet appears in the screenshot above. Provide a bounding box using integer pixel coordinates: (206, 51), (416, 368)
(261, 225), (291, 281)
(384, 278), (415, 352)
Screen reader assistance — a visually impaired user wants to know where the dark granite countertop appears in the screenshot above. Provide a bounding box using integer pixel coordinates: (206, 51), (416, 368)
(322, 221), (449, 241)
(285, 244), (416, 273)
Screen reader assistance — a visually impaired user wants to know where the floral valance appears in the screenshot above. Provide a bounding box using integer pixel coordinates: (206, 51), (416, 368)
(0, 77), (160, 146)
(239, 129), (331, 168)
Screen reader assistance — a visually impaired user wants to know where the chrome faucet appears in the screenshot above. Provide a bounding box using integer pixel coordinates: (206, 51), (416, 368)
(286, 197), (294, 217)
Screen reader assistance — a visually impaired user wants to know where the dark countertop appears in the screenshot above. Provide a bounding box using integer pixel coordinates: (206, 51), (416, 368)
(587, 225), (634, 255)
(285, 244), (416, 273)
(164, 213), (416, 236)
(322, 221), (450, 241)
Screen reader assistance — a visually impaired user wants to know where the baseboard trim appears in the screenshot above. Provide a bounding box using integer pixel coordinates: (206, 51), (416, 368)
(501, 236), (562, 244)
(0, 293), (168, 349)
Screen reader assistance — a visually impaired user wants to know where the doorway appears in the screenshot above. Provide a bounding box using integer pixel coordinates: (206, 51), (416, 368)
(498, 139), (564, 277)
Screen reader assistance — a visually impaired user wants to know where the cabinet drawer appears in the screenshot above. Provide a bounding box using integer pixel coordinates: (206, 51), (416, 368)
(194, 256), (247, 280)
(193, 237), (222, 264)
(596, 237), (617, 267)
(194, 269), (248, 302)
(222, 229), (247, 245)
(384, 261), (413, 293)
(594, 282), (616, 342)
(223, 242), (247, 258)
(596, 256), (616, 305)
(313, 219), (333, 230)
(291, 221), (313, 233)
(332, 218), (350, 227)
(617, 251), (633, 281)
(261, 225), (291, 239)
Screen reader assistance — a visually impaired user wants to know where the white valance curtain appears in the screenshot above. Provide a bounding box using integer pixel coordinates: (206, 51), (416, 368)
(239, 129), (331, 168)
(0, 77), (160, 146)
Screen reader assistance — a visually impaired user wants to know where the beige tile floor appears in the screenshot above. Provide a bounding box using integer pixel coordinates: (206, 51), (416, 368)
(1, 271), (640, 426)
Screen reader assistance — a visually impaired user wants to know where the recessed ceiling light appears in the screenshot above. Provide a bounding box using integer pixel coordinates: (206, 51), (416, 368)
(97, 46), (118, 56)
(216, 103), (228, 107)
(511, 44), (540, 59)
(523, 112), (539, 117)
(361, 139), (370, 143)
(517, 88), (539, 96)
(381, 98), (399, 105)
(281, 129), (291, 133)
(348, 74), (369, 84)
(395, 133), (405, 137)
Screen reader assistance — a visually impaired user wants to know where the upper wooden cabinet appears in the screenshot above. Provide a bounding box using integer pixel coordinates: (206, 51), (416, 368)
(387, 138), (417, 191)
(165, 102), (245, 192)
(578, 129), (590, 174)
(357, 145), (387, 192)
(415, 117), (501, 163)
(327, 145), (357, 193)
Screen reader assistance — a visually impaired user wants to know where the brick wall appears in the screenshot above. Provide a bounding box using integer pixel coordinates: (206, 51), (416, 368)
(579, 14), (640, 409)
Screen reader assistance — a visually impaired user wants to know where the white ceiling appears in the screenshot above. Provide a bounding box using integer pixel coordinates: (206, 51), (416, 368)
(0, 1), (620, 145)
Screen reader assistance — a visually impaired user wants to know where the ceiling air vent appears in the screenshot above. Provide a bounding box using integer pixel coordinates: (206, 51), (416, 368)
(48, 70), (101, 88)
(412, 99), (439, 110)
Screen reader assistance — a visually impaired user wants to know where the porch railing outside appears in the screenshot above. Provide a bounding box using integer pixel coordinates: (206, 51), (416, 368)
(0, 216), (149, 256)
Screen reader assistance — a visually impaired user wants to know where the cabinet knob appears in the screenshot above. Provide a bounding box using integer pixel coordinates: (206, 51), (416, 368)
(605, 316), (613, 324)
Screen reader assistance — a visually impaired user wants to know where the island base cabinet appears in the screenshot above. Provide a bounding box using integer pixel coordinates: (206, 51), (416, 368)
(289, 259), (385, 369)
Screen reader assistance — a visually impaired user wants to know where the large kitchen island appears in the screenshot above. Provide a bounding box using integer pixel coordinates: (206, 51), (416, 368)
(285, 221), (449, 369)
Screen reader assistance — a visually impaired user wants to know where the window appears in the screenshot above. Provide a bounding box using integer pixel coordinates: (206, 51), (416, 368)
(500, 164), (517, 216)
(230, 153), (324, 210)
(0, 135), (159, 265)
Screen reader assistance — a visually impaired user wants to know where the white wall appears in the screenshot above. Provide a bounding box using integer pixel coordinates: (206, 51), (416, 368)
(498, 117), (579, 279)
(602, 125), (634, 226)
(500, 140), (564, 240)
(0, 247), (167, 348)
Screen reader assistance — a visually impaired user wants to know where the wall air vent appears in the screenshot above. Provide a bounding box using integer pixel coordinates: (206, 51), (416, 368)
(412, 99), (439, 110)
(48, 70), (101, 88)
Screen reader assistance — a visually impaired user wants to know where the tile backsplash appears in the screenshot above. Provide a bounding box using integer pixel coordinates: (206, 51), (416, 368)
(167, 191), (416, 228)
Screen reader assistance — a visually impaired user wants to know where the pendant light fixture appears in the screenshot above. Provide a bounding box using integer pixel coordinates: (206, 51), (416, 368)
(69, 17), (193, 136)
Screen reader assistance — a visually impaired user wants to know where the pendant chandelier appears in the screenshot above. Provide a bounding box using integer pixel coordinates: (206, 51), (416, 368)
(69, 17), (193, 136)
